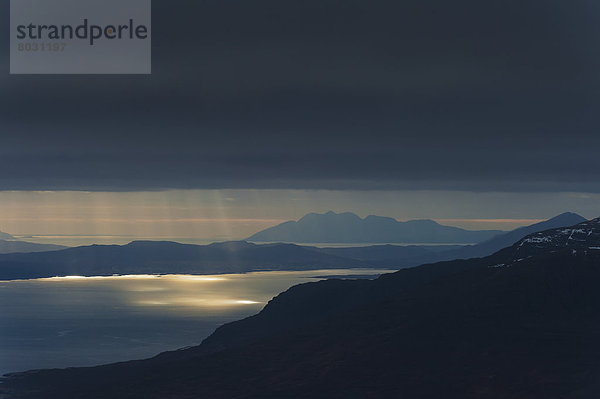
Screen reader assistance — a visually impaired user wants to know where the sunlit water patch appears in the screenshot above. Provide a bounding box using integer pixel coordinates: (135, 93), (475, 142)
(0, 269), (393, 375)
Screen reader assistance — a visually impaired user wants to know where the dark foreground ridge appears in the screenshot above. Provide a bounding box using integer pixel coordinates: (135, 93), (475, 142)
(2, 217), (600, 398)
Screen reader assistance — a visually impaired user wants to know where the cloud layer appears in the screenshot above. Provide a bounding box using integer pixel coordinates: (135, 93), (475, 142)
(2, 0), (600, 191)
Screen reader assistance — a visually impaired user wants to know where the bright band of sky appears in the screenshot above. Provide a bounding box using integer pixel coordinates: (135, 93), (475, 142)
(0, 190), (597, 244)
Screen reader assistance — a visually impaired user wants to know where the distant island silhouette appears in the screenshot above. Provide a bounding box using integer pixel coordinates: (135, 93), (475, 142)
(248, 211), (503, 243)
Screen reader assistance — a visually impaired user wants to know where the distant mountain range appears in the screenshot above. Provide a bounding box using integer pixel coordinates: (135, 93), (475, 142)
(0, 212), (586, 280)
(309, 212), (587, 267)
(248, 211), (503, 243)
(0, 239), (66, 254)
(0, 229), (67, 254)
(4, 217), (600, 398)
(0, 230), (14, 240)
(495, 217), (600, 261)
(421, 211), (587, 261)
(0, 241), (365, 280)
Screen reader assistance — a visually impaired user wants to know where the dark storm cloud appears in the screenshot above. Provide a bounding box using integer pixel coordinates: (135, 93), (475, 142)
(1, 0), (600, 191)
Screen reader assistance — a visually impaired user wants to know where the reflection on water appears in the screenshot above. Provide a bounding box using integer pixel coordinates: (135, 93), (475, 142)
(0, 269), (393, 375)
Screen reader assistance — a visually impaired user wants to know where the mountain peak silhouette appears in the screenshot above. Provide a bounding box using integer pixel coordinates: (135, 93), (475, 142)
(249, 211), (501, 243)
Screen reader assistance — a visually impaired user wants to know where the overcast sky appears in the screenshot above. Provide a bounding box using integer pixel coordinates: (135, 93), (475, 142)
(1, 0), (600, 192)
(1, 1), (599, 239)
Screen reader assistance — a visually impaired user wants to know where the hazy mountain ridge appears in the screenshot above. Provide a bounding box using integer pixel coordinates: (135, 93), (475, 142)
(314, 212), (588, 267)
(0, 239), (66, 254)
(248, 211), (503, 243)
(0, 231), (14, 240)
(0, 229), (68, 254)
(429, 212), (587, 262)
(3, 217), (600, 398)
(0, 213), (586, 280)
(0, 240), (367, 280)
